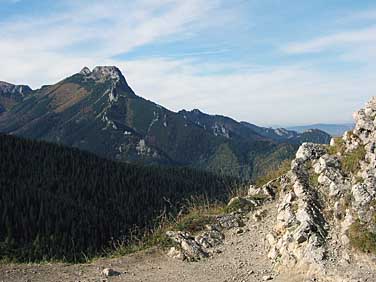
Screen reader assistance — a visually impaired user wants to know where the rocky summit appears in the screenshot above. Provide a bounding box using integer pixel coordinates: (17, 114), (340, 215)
(0, 66), (330, 180)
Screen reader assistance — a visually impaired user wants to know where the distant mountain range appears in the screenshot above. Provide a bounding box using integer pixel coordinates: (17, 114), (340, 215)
(287, 123), (354, 137)
(0, 81), (32, 114)
(0, 66), (331, 179)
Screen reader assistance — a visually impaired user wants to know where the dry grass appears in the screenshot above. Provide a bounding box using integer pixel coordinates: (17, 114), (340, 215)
(224, 194), (266, 214)
(255, 159), (291, 187)
(341, 145), (366, 175)
(327, 137), (346, 155)
(49, 83), (89, 113)
(109, 197), (227, 257)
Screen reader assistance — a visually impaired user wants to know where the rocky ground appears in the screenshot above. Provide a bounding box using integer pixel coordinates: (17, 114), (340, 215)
(1, 203), (297, 282)
(0, 200), (374, 282)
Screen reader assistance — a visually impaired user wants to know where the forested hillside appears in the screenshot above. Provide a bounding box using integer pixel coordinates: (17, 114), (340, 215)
(0, 134), (235, 262)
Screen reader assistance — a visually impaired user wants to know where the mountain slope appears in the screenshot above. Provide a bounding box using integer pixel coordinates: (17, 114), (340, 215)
(0, 66), (328, 179)
(0, 133), (234, 262)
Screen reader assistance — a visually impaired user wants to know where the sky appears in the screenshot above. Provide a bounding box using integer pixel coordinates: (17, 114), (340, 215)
(0, 0), (376, 126)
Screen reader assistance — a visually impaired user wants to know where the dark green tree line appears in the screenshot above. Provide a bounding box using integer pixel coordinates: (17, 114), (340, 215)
(0, 134), (235, 262)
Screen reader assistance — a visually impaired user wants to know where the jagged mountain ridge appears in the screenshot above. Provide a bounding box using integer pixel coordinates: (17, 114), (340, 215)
(0, 81), (32, 114)
(178, 109), (331, 145)
(240, 121), (331, 144)
(287, 123), (354, 137)
(0, 66), (329, 179)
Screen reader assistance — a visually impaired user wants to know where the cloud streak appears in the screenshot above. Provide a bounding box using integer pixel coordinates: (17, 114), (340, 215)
(0, 0), (220, 85)
(120, 58), (372, 126)
(283, 26), (376, 54)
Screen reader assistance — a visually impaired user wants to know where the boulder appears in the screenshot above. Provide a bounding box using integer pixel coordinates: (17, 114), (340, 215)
(166, 231), (208, 261)
(227, 196), (257, 213)
(216, 214), (244, 229)
(167, 247), (185, 260)
(295, 142), (326, 162)
(195, 230), (224, 248)
(101, 268), (120, 277)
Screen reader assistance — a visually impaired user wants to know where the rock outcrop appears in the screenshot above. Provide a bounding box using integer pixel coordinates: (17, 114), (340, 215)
(0, 81), (32, 113)
(0, 81), (32, 97)
(264, 97), (376, 280)
(165, 213), (244, 262)
(162, 97), (376, 281)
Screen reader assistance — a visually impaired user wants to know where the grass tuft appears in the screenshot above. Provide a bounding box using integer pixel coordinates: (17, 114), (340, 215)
(109, 198), (227, 257)
(348, 221), (376, 254)
(327, 137), (346, 155)
(342, 145), (366, 175)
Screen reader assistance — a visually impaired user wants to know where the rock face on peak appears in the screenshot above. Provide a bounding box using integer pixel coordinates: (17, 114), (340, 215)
(78, 66), (132, 90)
(0, 81), (32, 114)
(87, 66), (127, 85)
(0, 81), (32, 96)
(250, 96), (376, 280)
(79, 66), (91, 75)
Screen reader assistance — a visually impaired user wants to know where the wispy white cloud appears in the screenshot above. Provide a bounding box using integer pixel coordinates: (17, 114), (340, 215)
(0, 0), (221, 85)
(1, 1), (375, 125)
(120, 58), (372, 126)
(283, 26), (376, 54)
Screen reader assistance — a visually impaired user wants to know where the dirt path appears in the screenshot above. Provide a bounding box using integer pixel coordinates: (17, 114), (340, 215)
(0, 204), (304, 282)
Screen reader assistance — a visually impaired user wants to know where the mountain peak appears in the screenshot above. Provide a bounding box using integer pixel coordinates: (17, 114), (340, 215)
(79, 67), (91, 75)
(0, 81), (32, 97)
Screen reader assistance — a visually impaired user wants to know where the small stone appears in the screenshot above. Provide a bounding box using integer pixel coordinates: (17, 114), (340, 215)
(236, 228), (244, 234)
(263, 275), (273, 281)
(101, 268), (119, 277)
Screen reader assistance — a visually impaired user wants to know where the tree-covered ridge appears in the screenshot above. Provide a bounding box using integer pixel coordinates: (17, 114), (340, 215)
(0, 134), (235, 262)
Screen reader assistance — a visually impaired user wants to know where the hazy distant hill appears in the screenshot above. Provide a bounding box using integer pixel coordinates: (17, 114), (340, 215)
(287, 123), (354, 137)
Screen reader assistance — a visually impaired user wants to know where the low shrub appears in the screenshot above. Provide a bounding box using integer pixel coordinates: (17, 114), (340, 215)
(342, 145), (366, 175)
(348, 221), (376, 254)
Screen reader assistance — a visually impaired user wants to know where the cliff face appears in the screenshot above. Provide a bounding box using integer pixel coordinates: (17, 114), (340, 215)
(258, 97), (376, 279)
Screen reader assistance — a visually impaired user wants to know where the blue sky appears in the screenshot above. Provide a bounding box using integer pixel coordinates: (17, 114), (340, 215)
(1, 0), (376, 126)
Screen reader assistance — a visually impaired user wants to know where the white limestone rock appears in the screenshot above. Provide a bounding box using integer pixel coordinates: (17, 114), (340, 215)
(295, 142), (326, 162)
